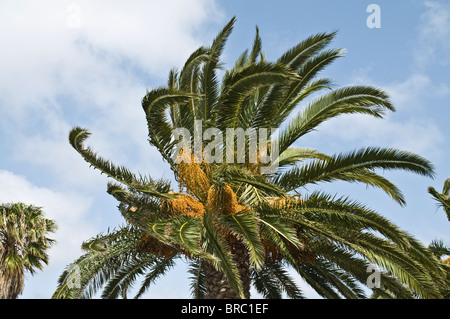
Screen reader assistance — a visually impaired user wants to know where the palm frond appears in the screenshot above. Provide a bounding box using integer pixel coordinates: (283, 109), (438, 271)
(142, 87), (201, 168)
(278, 86), (395, 153)
(277, 31), (338, 68)
(251, 261), (304, 299)
(252, 31), (341, 130)
(262, 49), (344, 130)
(132, 256), (176, 299)
(221, 210), (265, 269)
(218, 166), (287, 198)
(428, 181), (450, 221)
(275, 147), (434, 205)
(276, 147), (331, 169)
(428, 240), (450, 259)
(145, 217), (206, 258)
(199, 17), (236, 123)
(257, 205), (303, 260)
(52, 226), (142, 299)
(237, 184), (267, 207)
(251, 264), (283, 298)
(216, 61), (299, 130)
(178, 46), (211, 130)
(101, 254), (173, 299)
(188, 259), (206, 299)
(69, 127), (175, 199)
(248, 26), (262, 65)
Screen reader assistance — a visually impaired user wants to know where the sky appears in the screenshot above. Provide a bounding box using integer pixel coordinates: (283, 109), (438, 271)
(0, 0), (449, 299)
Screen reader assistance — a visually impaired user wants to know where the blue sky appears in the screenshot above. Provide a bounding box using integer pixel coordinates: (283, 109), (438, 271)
(0, 0), (449, 298)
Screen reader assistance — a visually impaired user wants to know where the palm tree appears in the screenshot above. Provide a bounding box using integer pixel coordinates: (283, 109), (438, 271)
(428, 240), (450, 298)
(54, 17), (448, 299)
(0, 203), (57, 299)
(428, 178), (450, 221)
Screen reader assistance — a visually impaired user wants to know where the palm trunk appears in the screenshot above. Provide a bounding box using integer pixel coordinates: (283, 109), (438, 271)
(0, 268), (24, 299)
(204, 239), (251, 299)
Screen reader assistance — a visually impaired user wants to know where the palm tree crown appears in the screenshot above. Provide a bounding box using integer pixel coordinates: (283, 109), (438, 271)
(54, 17), (449, 299)
(1, 203), (57, 299)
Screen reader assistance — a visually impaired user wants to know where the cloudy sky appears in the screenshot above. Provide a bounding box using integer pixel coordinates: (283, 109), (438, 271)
(0, 0), (449, 299)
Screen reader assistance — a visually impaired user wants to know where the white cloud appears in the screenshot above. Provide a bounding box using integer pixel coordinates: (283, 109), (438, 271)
(0, 0), (224, 136)
(73, 0), (222, 73)
(0, 0), (223, 106)
(414, 1), (450, 69)
(0, 0), (222, 189)
(386, 74), (448, 110)
(0, 0), (223, 120)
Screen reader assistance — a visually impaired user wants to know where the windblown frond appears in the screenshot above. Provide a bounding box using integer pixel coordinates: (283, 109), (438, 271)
(199, 17), (236, 124)
(69, 127), (175, 199)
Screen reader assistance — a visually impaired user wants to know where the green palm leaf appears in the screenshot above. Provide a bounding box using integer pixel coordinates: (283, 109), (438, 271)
(69, 127), (175, 199)
(251, 261), (304, 299)
(199, 17), (236, 123)
(428, 178), (450, 221)
(275, 147), (434, 205)
(217, 61), (299, 130)
(188, 259), (206, 299)
(278, 86), (395, 153)
(221, 210), (265, 269)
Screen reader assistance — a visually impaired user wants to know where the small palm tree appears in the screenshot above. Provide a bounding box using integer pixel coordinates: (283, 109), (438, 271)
(0, 203), (57, 299)
(428, 178), (450, 221)
(54, 18), (448, 299)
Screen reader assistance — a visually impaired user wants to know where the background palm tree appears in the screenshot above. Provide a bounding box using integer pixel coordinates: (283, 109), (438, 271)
(428, 178), (450, 221)
(428, 240), (450, 298)
(0, 203), (57, 299)
(54, 17), (449, 299)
